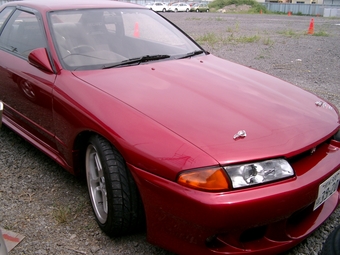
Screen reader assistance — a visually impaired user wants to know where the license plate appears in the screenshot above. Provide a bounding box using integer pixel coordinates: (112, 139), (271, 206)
(314, 169), (340, 210)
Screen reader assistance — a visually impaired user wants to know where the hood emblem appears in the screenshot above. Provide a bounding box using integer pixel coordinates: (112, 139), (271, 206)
(233, 130), (247, 140)
(315, 101), (323, 107)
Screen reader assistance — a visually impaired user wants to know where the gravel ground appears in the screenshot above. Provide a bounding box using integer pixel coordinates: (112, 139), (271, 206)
(1, 12), (340, 255)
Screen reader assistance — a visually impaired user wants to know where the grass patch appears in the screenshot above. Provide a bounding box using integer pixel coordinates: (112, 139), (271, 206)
(226, 27), (234, 33)
(277, 29), (301, 37)
(196, 32), (221, 45)
(53, 205), (71, 224)
(262, 37), (274, 46)
(2, 222), (15, 231)
(196, 32), (261, 45)
(255, 55), (266, 60)
(185, 17), (201, 21)
(277, 28), (328, 37)
(209, 0), (267, 13)
(226, 22), (240, 33)
(312, 30), (329, 36)
(233, 34), (260, 43)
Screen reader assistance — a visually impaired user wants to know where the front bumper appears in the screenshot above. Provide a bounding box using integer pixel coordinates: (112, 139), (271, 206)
(130, 140), (340, 255)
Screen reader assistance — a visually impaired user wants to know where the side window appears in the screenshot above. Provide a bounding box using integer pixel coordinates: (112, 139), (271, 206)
(0, 7), (14, 31)
(0, 10), (46, 58)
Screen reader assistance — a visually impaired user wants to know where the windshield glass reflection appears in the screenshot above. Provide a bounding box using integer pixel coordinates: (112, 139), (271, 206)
(49, 8), (202, 70)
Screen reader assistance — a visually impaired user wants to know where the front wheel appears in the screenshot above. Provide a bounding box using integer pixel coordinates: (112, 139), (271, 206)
(85, 134), (144, 236)
(186, 8), (189, 12)
(321, 225), (340, 255)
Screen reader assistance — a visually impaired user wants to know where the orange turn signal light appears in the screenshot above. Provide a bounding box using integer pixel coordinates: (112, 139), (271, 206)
(177, 168), (230, 192)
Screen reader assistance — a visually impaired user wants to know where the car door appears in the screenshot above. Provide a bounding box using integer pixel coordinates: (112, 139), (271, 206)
(0, 7), (57, 150)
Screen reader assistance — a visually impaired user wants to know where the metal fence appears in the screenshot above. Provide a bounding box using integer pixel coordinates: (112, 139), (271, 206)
(262, 3), (340, 16)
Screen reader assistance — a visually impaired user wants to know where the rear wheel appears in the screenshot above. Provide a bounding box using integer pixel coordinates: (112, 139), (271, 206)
(186, 8), (189, 12)
(85, 134), (144, 236)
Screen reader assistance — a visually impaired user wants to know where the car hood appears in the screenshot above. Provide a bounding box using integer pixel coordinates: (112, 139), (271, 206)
(73, 55), (340, 165)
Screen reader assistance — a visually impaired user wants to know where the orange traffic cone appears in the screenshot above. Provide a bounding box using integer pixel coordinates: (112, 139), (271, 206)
(307, 18), (314, 35)
(288, 11), (292, 16)
(134, 22), (139, 38)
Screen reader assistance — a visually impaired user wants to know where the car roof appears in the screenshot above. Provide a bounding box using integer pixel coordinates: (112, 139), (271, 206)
(1, 0), (145, 12)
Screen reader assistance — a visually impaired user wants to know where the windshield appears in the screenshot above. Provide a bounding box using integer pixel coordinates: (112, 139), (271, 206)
(49, 8), (203, 70)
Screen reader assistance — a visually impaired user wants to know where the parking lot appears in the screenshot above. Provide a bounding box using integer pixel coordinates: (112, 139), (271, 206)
(1, 12), (340, 255)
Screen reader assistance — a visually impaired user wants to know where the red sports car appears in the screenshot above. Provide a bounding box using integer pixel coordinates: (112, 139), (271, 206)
(0, 1), (339, 254)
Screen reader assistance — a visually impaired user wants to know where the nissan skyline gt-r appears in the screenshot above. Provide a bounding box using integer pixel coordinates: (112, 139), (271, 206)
(0, 1), (339, 254)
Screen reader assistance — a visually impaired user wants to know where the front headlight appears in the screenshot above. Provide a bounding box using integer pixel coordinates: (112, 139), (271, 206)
(224, 159), (294, 189)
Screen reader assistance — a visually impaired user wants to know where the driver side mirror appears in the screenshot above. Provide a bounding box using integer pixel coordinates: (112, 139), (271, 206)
(28, 48), (54, 74)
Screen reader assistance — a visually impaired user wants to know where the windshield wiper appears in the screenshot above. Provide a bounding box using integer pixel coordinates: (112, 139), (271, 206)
(176, 50), (205, 59)
(103, 54), (170, 69)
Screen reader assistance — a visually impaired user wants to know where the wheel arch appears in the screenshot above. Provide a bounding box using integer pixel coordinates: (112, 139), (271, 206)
(72, 130), (124, 177)
(72, 129), (139, 183)
(74, 130), (147, 235)
(72, 130), (94, 178)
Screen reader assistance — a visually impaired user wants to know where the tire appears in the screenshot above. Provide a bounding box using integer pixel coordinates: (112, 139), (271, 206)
(334, 130), (340, 141)
(196, 9), (199, 12)
(162, 8), (166, 12)
(206, 9), (209, 12)
(85, 134), (144, 236)
(186, 8), (189, 12)
(321, 225), (340, 255)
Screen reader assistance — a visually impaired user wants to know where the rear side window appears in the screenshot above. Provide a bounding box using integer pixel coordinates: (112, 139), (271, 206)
(0, 9), (46, 58)
(0, 7), (14, 31)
